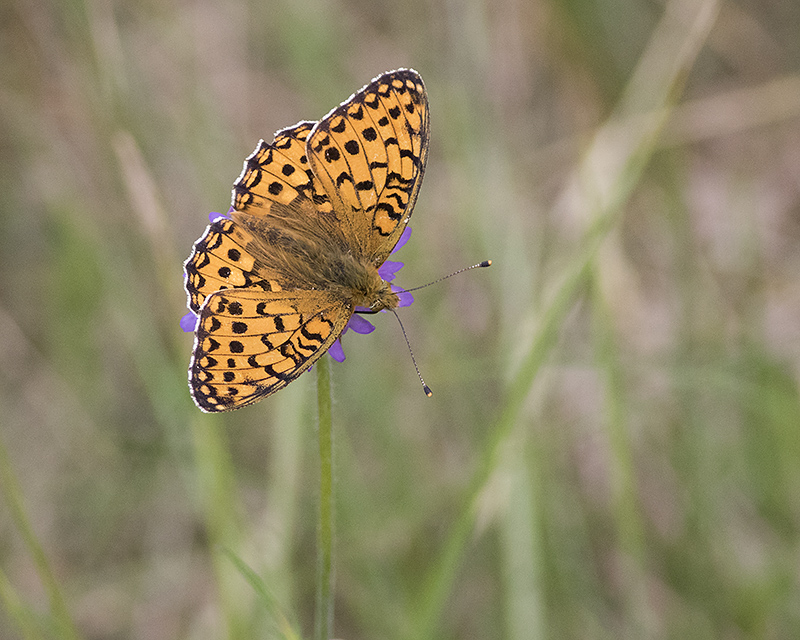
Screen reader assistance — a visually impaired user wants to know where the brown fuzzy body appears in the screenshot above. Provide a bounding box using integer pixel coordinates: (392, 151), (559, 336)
(233, 202), (400, 313)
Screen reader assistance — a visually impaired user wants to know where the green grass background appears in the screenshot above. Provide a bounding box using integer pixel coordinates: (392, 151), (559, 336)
(3, 0), (800, 638)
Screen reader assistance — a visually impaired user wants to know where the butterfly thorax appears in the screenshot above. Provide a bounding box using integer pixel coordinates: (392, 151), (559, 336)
(234, 208), (400, 312)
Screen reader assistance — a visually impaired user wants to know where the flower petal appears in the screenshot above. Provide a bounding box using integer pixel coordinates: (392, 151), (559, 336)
(391, 284), (414, 308)
(348, 314), (376, 334)
(328, 339), (346, 362)
(209, 211), (232, 223)
(392, 226), (412, 254)
(379, 260), (404, 281)
(180, 311), (199, 332)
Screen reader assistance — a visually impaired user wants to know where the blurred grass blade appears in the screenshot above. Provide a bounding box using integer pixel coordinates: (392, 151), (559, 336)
(498, 432), (544, 640)
(413, 0), (720, 637)
(664, 74), (800, 146)
(591, 279), (652, 635)
(219, 546), (302, 640)
(0, 567), (45, 640)
(0, 438), (82, 640)
(112, 130), (183, 319)
(413, 211), (602, 640)
(190, 413), (247, 639)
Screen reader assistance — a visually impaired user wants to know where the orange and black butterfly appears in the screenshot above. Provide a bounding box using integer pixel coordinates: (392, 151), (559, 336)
(182, 69), (429, 412)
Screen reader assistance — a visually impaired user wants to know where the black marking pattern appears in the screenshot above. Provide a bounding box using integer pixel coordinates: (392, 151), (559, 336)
(184, 218), (265, 313)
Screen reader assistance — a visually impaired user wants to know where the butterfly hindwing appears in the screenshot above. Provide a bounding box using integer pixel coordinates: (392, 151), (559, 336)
(190, 288), (352, 411)
(184, 218), (265, 313)
(306, 69), (429, 265)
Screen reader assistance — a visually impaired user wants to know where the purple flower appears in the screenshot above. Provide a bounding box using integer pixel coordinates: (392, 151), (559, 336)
(209, 210), (233, 223)
(327, 314), (375, 362)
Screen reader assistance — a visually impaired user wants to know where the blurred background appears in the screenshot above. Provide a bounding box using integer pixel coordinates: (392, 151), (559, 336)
(2, 0), (800, 638)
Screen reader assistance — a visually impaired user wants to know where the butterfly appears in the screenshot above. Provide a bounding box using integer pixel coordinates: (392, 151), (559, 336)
(183, 69), (429, 412)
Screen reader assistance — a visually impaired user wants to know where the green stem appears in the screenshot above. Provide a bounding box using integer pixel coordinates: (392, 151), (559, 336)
(315, 355), (334, 640)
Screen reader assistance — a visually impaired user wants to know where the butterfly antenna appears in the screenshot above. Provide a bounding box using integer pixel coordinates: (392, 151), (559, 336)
(405, 260), (492, 293)
(391, 309), (432, 397)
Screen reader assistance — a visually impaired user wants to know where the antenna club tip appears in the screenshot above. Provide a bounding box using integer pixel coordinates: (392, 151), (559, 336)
(424, 386), (433, 397)
(482, 259), (492, 267)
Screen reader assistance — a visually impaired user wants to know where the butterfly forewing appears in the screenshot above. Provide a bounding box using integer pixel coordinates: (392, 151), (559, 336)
(190, 288), (351, 411)
(307, 69), (429, 264)
(232, 121), (331, 215)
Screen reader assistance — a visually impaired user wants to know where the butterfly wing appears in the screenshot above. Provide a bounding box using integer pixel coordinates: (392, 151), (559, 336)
(185, 216), (271, 314)
(306, 69), (429, 265)
(190, 287), (352, 411)
(231, 120), (333, 217)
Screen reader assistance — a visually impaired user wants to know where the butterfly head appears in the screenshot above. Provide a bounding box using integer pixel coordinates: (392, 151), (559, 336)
(349, 266), (400, 313)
